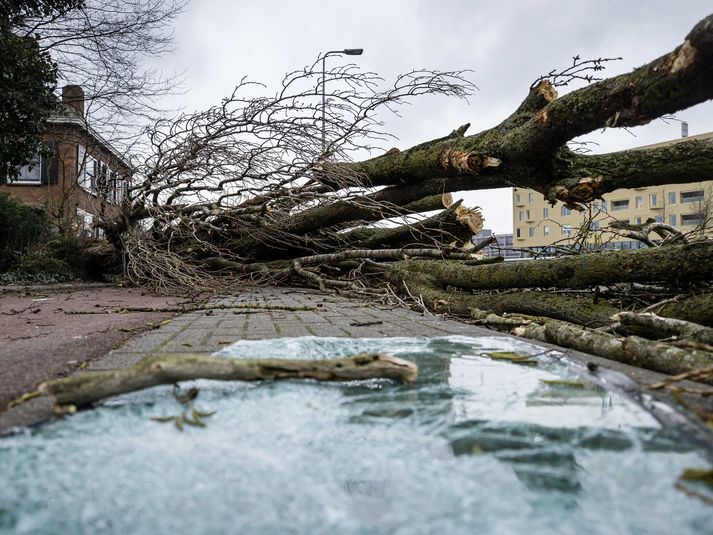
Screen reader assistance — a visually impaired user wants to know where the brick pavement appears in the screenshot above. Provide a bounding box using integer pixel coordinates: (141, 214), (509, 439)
(87, 286), (493, 371)
(0, 285), (697, 435)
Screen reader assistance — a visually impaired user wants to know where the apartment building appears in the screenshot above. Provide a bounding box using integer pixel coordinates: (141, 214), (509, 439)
(0, 85), (132, 235)
(512, 131), (713, 252)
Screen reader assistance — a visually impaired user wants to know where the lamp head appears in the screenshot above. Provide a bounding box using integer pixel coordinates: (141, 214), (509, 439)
(343, 48), (364, 55)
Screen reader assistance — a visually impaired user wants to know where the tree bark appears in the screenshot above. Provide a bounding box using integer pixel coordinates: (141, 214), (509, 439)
(658, 293), (713, 327)
(39, 352), (419, 407)
(514, 321), (713, 382)
(385, 268), (620, 327)
(615, 311), (713, 344)
(387, 241), (713, 291)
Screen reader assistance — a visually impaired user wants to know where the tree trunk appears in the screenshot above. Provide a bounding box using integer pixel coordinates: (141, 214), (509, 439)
(387, 241), (713, 291)
(384, 268), (620, 327)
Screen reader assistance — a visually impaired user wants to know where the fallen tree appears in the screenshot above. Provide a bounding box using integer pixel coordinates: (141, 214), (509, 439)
(85, 14), (713, 342)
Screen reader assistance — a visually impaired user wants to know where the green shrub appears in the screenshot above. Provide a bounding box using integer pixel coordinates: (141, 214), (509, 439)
(17, 247), (73, 280)
(47, 234), (88, 267)
(0, 192), (50, 269)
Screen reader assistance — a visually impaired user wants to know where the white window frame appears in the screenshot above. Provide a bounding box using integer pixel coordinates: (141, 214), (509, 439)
(14, 156), (43, 184)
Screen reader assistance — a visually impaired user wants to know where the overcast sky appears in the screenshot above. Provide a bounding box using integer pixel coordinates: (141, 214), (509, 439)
(158, 0), (713, 233)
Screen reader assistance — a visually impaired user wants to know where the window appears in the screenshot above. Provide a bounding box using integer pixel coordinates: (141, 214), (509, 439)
(528, 192), (535, 204)
(516, 228), (521, 238)
(649, 193), (657, 207)
(589, 221), (600, 231)
(543, 225), (550, 236)
(12, 148), (55, 184)
(114, 177), (127, 203)
(83, 155), (97, 191)
(77, 207), (93, 234)
(529, 227), (535, 238)
(635, 196), (643, 209)
(635, 217), (642, 224)
(681, 190), (704, 203)
(681, 213), (703, 226)
(525, 210), (531, 221)
(561, 205), (571, 216)
(669, 191), (677, 205)
(601, 200), (608, 212)
(78, 145), (91, 189)
(561, 224), (572, 237)
(543, 207), (549, 218)
(514, 193), (521, 205)
(612, 199), (629, 211)
(655, 215), (663, 223)
(518, 210), (524, 221)
(14, 156), (42, 183)
(98, 162), (108, 193)
(669, 214), (677, 226)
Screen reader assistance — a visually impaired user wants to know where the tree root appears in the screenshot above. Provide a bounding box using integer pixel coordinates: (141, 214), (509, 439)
(38, 352), (419, 407)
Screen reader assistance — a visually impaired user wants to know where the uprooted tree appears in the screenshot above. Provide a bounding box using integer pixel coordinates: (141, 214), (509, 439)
(69, 14), (713, 399)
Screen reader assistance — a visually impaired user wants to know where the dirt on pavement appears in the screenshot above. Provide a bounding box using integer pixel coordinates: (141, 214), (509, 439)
(0, 284), (197, 409)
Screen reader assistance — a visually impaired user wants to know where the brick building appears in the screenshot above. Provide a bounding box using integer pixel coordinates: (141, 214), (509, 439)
(0, 85), (132, 235)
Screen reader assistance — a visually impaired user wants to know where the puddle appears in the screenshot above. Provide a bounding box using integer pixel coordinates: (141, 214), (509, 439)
(0, 336), (710, 534)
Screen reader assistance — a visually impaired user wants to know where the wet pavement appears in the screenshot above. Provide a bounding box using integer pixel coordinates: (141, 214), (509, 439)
(0, 285), (187, 408)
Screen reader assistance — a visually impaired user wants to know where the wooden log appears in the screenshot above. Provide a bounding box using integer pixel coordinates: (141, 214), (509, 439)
(514, 321), (713, 381)
(615, 311), (713, 344)
(39, 353), (419, 407)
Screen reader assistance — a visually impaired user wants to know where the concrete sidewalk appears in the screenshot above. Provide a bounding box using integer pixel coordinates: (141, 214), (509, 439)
(0, 286), (702, 435)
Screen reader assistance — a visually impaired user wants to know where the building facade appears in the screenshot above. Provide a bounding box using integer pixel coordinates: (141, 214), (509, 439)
(512, 131), (713, 252)
(0, 85), (132, 236)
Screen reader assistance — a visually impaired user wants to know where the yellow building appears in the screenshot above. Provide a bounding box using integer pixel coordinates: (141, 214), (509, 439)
(512, 131), (713, 251)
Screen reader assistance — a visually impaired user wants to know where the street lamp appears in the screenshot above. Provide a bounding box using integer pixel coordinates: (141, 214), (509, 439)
(321, 48), (363, 154)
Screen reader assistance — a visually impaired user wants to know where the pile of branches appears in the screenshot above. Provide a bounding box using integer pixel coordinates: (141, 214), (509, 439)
(109, 60), (486, 293)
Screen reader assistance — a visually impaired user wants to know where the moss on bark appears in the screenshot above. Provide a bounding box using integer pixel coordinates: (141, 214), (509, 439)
(388, 242), (713, 291)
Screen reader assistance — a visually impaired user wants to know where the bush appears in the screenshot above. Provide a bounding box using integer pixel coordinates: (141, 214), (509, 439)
(17, 248), (73, 280)
(0, 192), (50, 270)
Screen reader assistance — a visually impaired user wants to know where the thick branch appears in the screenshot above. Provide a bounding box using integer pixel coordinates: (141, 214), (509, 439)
(385, 269), (619, 327)
(551, 137), (713, 203)
(388, 241), (713, 291)
(500, 14), (713, 159)
(39, 353), (419, 407)
(615, 312), (713, 344)
(515, 321), (713, 381)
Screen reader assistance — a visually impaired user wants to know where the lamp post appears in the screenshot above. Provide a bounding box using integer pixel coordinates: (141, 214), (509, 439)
(321, 48), (363, 154)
